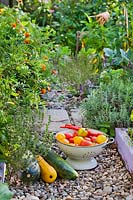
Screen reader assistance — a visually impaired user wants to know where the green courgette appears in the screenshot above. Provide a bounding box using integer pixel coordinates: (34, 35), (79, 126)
(43, 150), (78, 180)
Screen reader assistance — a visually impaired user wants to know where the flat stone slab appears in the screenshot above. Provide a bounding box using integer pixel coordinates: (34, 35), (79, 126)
(70, 108), (83, 126)
(41, 109), (70, 133)
(115, 128), (133, 175)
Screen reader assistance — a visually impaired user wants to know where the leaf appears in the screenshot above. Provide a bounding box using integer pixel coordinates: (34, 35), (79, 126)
(11, 92), (19, 97)
(0, 184), (13, 200)
(120, 49), (129, 61)
(103, 48), (114, 57)
(126, 49), (133, 63)
(112, 57), (123, 66)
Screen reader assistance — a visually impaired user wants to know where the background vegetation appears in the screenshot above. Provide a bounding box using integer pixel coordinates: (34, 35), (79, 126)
(0, 0), (133, 176)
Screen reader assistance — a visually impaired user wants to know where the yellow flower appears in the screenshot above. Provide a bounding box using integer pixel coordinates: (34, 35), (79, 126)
(0, 8), (5, 14)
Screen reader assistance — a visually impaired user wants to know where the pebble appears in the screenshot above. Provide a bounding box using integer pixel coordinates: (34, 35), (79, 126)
(126, 195), (133, 200)
(65, 196), (73, 200)
(24, 194), (39, 200)
(103, 186), (112, 195)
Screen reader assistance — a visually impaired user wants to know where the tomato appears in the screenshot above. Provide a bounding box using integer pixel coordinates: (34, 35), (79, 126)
(73, 131), (78, 137)
(64, 133), (73, 140)
(69, 137), (74, 143)
(78, 128), (88, 137)
(56, 133), (66, 141)
(60, 138), (69, 145)
(24, 32), (30, 38)
(12, 23), (16, 28)
(41, 88), (46, 94)
(41, 64), (46, 71)
(87, 129), (103, 137)
(24, 38), (30, 44)
(90, 136), (97, 143)
(80, 139), (92, 146)
(73, 136), (84, 145)
(84, 137), (91, 141)
(96, 135), (107, 144)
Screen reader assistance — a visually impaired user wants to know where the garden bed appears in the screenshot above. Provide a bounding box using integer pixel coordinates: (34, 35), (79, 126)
(115, 128), (133, 176)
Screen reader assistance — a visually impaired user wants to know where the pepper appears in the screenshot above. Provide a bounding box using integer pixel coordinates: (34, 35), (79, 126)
(60, 124), (80, 131)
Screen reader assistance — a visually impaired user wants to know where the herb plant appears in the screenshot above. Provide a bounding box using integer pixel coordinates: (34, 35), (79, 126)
(81, 76), (133, 136)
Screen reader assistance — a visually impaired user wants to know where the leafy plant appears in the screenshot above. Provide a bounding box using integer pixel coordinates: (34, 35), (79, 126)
(57, 48), (100, 95)
(81, 76), (133, 136)
(0, 7), (56, 174)
(0, 183), (13, 200)
(103, 48), (133, 68)
(0, 106), (54, 173)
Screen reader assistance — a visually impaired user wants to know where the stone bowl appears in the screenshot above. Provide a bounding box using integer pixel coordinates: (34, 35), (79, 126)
(56, 129), (114, 170)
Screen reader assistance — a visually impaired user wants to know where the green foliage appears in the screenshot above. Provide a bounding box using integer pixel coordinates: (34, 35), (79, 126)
(81, 75), (133, 136)
(0, 7), (55, 107)
(103, 48), (133, 68)
(0, 183), (13, 200)
(0, 106), (54, 172)
(0, 7), (55, 172)
(128, 128), (133, 144)
(57, 48), (100, 94)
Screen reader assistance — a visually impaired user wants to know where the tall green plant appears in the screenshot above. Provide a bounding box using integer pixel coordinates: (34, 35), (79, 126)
(81, 75), (133, 136)
(0, 7), (55, 173)
(57, 48), (100, 94)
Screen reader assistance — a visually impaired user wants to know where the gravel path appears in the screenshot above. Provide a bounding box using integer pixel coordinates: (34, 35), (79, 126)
(10, 145), (133, 200)
(10, 90), (133, 200)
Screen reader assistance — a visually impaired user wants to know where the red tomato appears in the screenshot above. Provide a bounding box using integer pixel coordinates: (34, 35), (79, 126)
(73, 131), (78, 137)
(90, 136), (97, 143)
(64, 133), (73, 140)
(80, 139), (92, 146)
(84, 137), (91, 141)
(87, 129), (103, 137)
(69, 137), (74, 143)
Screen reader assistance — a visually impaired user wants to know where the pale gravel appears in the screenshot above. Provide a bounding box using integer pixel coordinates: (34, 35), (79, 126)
(10, 145), (133, 200)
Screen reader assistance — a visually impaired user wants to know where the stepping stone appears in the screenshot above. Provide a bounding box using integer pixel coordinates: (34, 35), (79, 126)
(41, 109), (70, 133)
(70, 108), (83, 126)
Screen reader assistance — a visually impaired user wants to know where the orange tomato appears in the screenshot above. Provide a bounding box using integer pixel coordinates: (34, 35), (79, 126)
(60, 138), (69, 144)
(12, 23), (16, 28)
(56, 133), (66, 141)
(41, 64), (46, 71)
(24, 38), (30, 44)
(24, 32), (30, 38)
(41, 88), (46, 94)
(73, 136), (84, 145)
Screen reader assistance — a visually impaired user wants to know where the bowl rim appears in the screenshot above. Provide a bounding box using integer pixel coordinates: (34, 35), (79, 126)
(56, 127), (109, 148)
(56, 138), (108, 148)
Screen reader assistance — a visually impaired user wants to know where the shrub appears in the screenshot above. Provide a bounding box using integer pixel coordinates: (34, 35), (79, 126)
(81, 73), (133, 136)
(0, 7), (55, 173)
